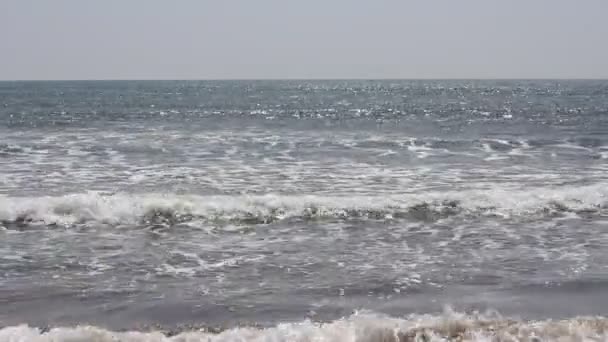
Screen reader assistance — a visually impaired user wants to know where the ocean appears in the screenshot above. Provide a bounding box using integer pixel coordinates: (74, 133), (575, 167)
(0, 80), (606, 341)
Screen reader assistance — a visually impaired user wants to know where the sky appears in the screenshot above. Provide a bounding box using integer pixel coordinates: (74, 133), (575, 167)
(1, 0), (607, 80)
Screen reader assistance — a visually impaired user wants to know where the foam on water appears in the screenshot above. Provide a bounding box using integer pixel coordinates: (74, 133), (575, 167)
(0, 183), (605, 227)
(1, 311), (607, 342)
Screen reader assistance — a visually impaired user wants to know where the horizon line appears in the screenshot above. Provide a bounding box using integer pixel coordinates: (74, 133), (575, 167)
(1, 77), (608, 82)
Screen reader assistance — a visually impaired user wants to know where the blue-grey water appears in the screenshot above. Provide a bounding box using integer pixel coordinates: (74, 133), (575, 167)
(0, 80), (607, 341)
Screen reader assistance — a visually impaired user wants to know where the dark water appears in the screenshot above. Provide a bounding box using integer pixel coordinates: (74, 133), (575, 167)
(0, 80), (607, 341)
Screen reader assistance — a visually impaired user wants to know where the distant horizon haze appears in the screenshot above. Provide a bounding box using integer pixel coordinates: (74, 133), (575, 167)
(1, 0), (607, 80)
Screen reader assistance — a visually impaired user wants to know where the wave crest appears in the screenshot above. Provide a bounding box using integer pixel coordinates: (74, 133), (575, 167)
(0, 184), (605, 227)
(1, 311), (607, 341)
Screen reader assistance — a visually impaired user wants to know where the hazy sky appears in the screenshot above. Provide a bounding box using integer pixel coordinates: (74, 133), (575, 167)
(1, 0), (607, 80)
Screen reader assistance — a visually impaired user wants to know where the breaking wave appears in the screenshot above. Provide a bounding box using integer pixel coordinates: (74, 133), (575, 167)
(0, 184), (605, 227)
(1, 311), (607, 341)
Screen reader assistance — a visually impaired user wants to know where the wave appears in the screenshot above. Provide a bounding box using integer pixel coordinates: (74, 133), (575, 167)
(1, 311), (607, 341)
(0, 184), (605, 227)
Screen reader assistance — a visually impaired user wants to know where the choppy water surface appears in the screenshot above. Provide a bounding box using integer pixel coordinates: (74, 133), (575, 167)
(0, 80), (607, 341)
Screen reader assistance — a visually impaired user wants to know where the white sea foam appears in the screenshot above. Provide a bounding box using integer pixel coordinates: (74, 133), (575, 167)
(1, 311), (607, 341)
(0, 183), (605, 226)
